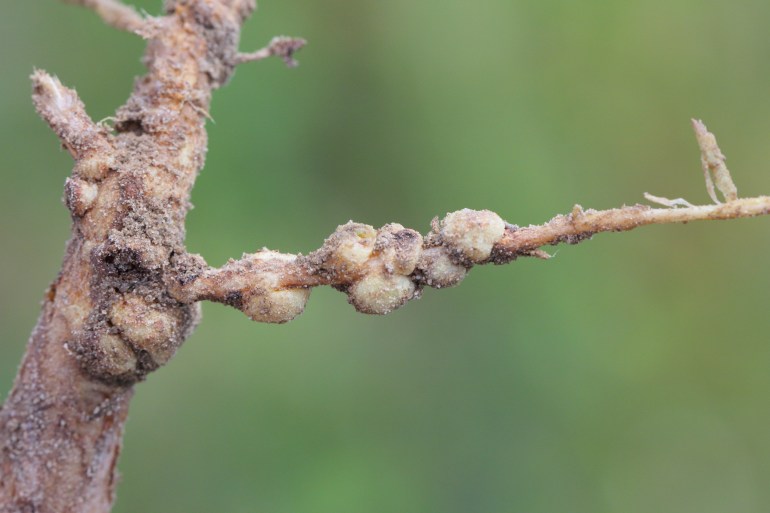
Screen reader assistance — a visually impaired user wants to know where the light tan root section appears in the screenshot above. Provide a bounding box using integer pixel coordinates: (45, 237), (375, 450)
(169, 122), (770, 323)
(61, 0), (146, 33)
(235, 36), (307, 68)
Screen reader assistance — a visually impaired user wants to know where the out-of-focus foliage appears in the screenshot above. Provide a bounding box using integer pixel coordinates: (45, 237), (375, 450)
(2, 1), (770, 512)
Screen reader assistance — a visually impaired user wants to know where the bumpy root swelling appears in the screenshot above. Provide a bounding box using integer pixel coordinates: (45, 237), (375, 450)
(169, 209), (505, 320)
(165, 117), (770, 323)
(170, 186), (770, 323)
(2, 1), (770, 512)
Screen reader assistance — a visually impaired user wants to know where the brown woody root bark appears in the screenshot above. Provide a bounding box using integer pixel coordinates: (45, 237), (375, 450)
(1, 1), (769, 512)
(1, 1), (255, 510)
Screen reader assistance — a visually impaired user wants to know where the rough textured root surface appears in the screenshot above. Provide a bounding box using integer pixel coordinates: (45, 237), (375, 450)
(1, 1), (258, 511)
(168, 191), (770, 322)
(61, 0), (147, 33)
(0, 306), (132, 513)
(169, 209), (505, 319)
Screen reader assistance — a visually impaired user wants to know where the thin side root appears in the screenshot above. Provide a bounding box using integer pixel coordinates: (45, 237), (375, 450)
(31, 70), (113, 160)
(61, 0), (146, 33)
(693, 118), (738, 204)
(235, 36), (308, 68)
(168, 120), (770, 324)
(643, 192), (695, 208)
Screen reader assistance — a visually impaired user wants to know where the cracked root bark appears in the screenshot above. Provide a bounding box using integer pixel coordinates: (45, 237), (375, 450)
(2, 1), (770, 512)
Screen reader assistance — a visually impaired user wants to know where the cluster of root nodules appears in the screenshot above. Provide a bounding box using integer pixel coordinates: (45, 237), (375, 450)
(176, 209), (508, 323)
(304, 208), (506, 316)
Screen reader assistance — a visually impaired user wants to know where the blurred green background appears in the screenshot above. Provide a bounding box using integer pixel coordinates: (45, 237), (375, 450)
(3, 1), (770, 511)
